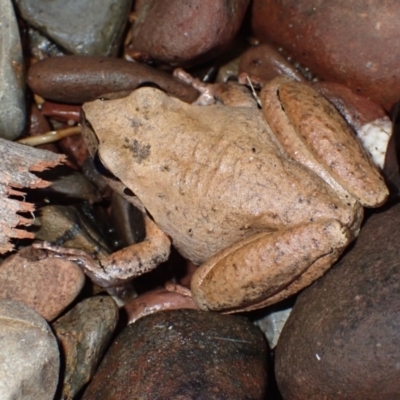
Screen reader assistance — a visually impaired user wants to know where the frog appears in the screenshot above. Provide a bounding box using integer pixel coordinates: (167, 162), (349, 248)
(36, 75), (389, 313)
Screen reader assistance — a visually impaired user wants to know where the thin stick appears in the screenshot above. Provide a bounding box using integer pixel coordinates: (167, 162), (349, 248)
(17, 126), (81, 146)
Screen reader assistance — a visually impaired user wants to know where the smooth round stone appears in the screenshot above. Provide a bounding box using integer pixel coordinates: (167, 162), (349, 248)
(252, 0), (400, 110)
(0, 0), (26, 139)
(0, 246), (85, 321)
(275, 202), (400, 399)
(129, 0), (250, 66)
(82, 309), (268, 399)
(14, 0), (132, 56)
(52, 296), (119, 400)
(0, 299), (59, 399)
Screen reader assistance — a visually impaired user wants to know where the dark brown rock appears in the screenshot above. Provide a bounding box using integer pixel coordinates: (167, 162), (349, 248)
(52, 296), (119, 400)
(82, 309), (268, 399)
(128, 0), (250, 67)
(275, 202), (400, 399)
(252, 0), (400, 110)
(0, 246), (85, 321)
(27, 56), (199, 104)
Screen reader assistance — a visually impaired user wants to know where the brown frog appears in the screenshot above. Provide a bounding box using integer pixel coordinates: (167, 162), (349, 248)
(37, 76), (389, 313)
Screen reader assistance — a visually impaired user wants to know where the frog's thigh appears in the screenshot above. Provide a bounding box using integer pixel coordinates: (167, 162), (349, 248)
(191, 220), (350, 312)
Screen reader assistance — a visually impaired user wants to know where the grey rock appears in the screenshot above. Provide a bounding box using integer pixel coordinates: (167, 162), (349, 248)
(0, 299), (59, 399)
(0, 0), (26, 139)
(52, 296), (119, 400)
(14, 0), (132, 56)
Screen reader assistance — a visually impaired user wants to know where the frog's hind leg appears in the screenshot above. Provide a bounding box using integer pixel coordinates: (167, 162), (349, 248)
(34, 214), (171, 289)
(191, 219), (350, 313)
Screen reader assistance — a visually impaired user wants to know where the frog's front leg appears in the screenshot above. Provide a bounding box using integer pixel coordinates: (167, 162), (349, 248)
(191, 219), (350, 313)
(34, 214), (171, 288)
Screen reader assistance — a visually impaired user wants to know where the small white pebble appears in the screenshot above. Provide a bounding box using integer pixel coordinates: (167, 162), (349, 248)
(357, 116), (392, 168)
(315, 353), (321, 361)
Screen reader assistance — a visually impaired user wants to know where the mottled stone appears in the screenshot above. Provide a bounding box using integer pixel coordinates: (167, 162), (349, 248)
(128, 0), (250, 66)
(252, 0), (400, 110)
(275, 202), (400, 399)
(52, 296), (119, 400)
(0, 246), (85, 321)
(0, 0), (26, 139)
(0, 299), (59, 399)
(83, 309), (268, 399)
(14, 0), (132, 56)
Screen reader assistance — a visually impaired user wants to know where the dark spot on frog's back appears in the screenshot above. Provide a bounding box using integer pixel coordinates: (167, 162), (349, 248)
(127, 138), (151, 163)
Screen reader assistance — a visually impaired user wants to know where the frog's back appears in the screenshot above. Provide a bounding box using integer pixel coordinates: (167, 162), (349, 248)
(85, 88), (360, 264)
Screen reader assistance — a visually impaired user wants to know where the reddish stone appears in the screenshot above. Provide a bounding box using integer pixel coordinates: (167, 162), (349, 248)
(128, 0), (250, 67)
(82, 309), (268, 399)
(252, 0), (400, 110)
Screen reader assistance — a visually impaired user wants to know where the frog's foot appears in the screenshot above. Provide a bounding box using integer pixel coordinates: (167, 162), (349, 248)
(191, 219), (351, 313)
(33, 215), (171, 288)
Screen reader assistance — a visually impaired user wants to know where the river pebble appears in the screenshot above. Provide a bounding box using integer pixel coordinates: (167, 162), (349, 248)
(14, 0), (132, 56)
(275, 202), (400, 399)
(0, 299), (59, 399)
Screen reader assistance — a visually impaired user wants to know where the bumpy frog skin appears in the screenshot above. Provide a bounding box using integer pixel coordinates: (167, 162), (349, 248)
(38, 76), (389, 313)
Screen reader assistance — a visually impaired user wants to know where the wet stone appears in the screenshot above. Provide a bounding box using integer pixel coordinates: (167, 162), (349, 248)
(52, 296), (119, 400)
(128, 0), (250, 67)
(275, 202), (400, 399)
(0, 299), (59, 399)
(14, 0), (132, 56)
(82, 309), (268, 400)
(27, 56), (199, 104)
(0, 246), (85, 321)
(0, 0), (26, 139)
(252, 0), (400, 110)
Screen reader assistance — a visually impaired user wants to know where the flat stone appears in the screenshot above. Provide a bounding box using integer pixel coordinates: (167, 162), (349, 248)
(14, 0), (132, 56)
(52, 296), (119, 400)
(0, 299), (59, 399)
(252, 0), (400, 110)
(275, 202), (400, 399)
(82, 309), (268, 399)
(128, 0), (250, 66)
(0, 0), (26, 139)
(0, 246), (85, 321)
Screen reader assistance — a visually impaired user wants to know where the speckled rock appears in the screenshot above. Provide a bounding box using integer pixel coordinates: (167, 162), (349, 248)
(128, 0), (250, 66)
(252, 0), (400, 110)
(14, 0), (132, 56)
(275, 202), (400, 399)
(0, 299), (59, 399)
(82, 309), (268, 399)
(0, 0), (26, 139)
(52, 296), (119, 400)
(0, 246), (85, 321)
